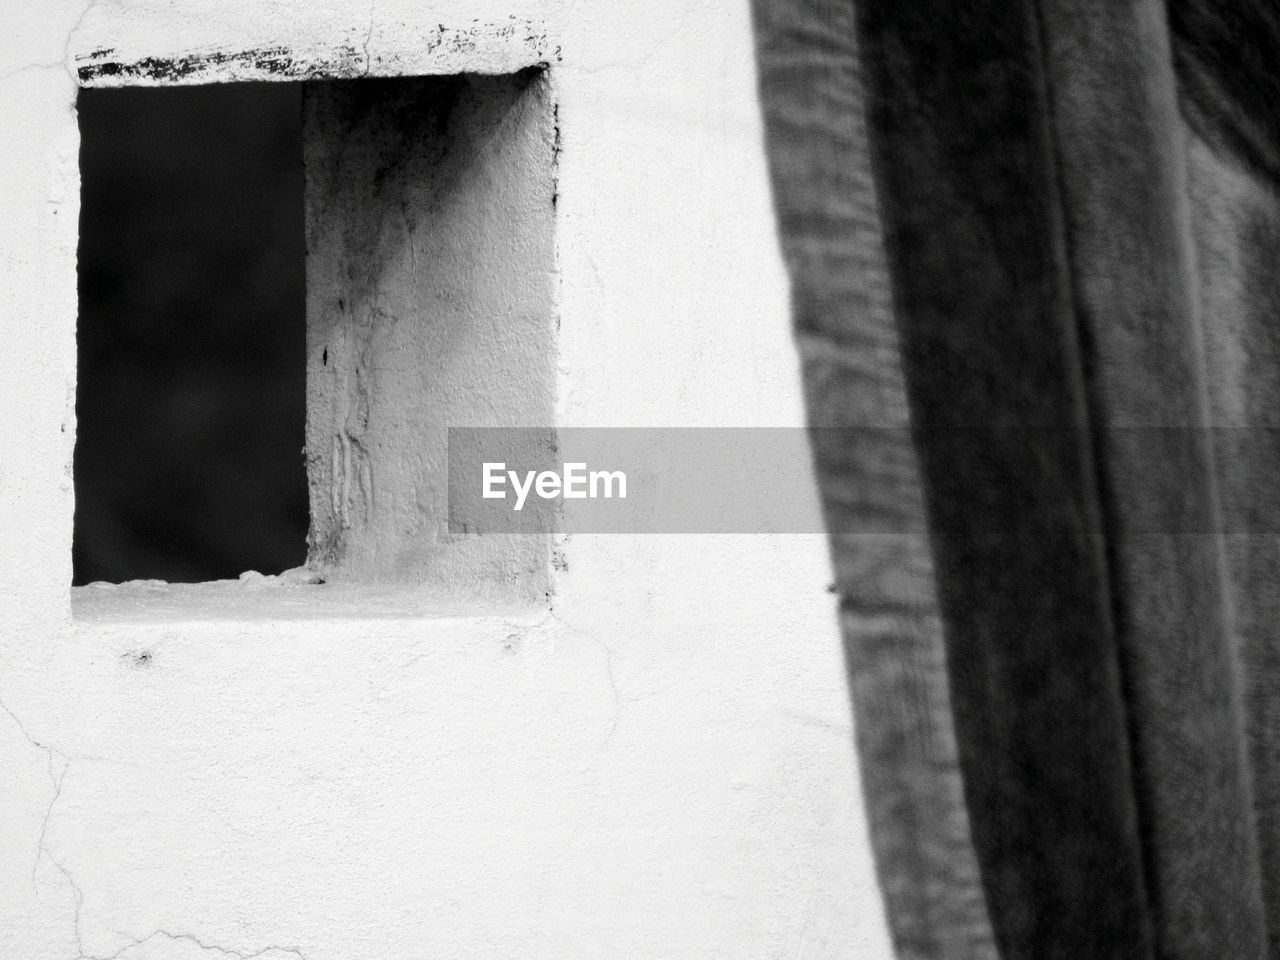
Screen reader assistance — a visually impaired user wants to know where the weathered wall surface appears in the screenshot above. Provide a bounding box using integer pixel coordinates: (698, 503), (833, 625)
(0, 1), (893, 957)
(303, 70), (556, 598)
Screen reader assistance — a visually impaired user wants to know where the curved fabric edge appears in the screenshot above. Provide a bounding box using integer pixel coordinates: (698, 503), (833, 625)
(750, 2), (999, 957)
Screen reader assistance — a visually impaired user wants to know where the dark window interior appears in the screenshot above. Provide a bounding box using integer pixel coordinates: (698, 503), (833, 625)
(74, 82), (308, 584)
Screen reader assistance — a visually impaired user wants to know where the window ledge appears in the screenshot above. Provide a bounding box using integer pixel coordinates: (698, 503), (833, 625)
(72, 574), (544, 624)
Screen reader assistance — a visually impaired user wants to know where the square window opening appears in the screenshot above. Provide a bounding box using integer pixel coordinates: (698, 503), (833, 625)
(74, 68), (556, 606)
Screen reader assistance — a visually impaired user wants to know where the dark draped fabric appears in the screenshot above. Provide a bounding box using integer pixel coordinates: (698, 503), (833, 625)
(751, 1), (1280, 957)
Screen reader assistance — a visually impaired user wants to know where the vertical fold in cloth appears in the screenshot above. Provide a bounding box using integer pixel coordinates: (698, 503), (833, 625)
(754, 0), (1276, 956)
(1031, 2), (1267, 956)
(751, 1), (1000, 957)
(1171, 2), (1280, 956)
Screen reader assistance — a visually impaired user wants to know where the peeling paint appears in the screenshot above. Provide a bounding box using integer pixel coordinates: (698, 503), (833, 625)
(75, 20), (555, 88)
(77, 45), (366, 84)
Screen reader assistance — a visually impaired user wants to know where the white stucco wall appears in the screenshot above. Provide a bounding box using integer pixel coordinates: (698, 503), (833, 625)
(0, 1), (894, 957)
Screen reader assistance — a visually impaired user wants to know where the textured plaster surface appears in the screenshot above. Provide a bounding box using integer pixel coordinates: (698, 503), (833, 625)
(303, 70), (554, 597)
(0, 0), (893, 957)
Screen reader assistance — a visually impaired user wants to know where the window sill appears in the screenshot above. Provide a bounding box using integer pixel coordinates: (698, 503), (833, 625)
(71, 574), (544, 624)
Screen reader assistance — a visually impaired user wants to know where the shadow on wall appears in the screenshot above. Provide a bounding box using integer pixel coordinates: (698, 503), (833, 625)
(74, 82), (309, 584)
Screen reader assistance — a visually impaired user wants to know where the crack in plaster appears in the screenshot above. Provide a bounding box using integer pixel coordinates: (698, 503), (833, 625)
(62, 0), (100, 83)
(546, 611), (620, 751)
(792, 889), (816, 960)
(0, 61), (68, 82)
(45, 842), (311, 960)
(0, 0), (96, 84)
(34, 753), (70, 881)
(0, 696), (72, 882)
(594, 634), (620, 750)
(563, 0), (696, 76)
(1, 699), (278, 960)
(44, 848), (308, 960)
(2, 696), (93, 960)
(47, 848), (89, 958)
(80, 930), (309, 960)
(361, 0), (376, 76)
